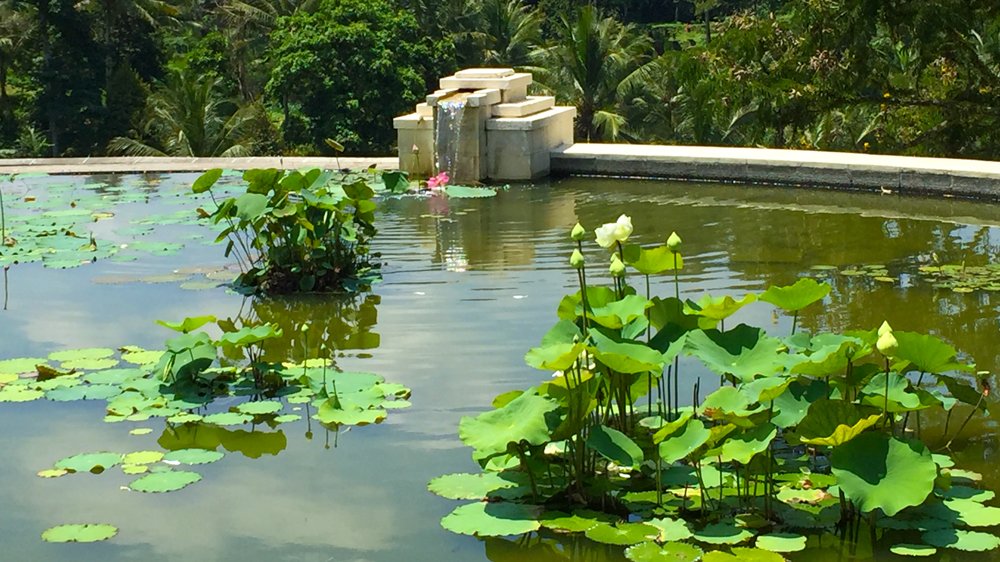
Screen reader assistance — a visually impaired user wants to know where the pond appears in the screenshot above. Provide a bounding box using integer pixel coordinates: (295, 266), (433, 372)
(0, 172), (998, 561)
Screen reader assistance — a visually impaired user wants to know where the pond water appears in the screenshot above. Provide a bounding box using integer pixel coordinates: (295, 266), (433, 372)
(0, 173), (998, 561)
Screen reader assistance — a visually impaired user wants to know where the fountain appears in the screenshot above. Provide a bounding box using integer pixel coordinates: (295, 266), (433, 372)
(393, 68), (576, 182)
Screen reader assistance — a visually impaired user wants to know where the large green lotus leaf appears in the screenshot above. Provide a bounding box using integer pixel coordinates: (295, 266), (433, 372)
(41, 523), (118, 543)
(524, 343), (585, 372)
(202, 412), (252, 426)
(645, 518), (692, 542)
(129, 470), (202, 493)
(889, 544), (937, 557)
(740, 376), (792, 404)
(589, 295), (653, 329)
(585, 522), (659, 546)
(83, 368), (145, 385)
(771, 379), (829, 428)
(122, 451), (164, 465)
(60, 357), (120, 370)
(459, 390), (558, 456)
(55, 452), (122, 473)
(759, 278), (831, 312)
(444, 185), (496, 198)
(718, 423), (777, 464)
(923, 498), (1000, 527)
(0, 373), (17, 385)
(0, 357), (48, 374)
(162, 448), (224, 465)
(192, 168), (222, 193)
(647, 297), (700, 334)
(652, 412), (693, 443)
(557, 286), (617, 321)
(120, 348), (164, 366)
(0, 387), (44, 402)
(922, 529), (1000, 551)
(157, 316), (217, 333)
(315, 403), (386, 426)
(219, 324), (282, 347)
(539, 510), (613, 532)
(832, 433), (936, 516)
(796, 399), (881, 447)
(625, 541), (702, 562)
(703, 548), (784, 562)
(428, 472), (526, 500)
(684, 293), (757, 322)
(539, 320), (582, 346)
(893, 331), (972, 374)
(693, 520), (755, 544)
(589, 330), (664, 374)
(861, 372), (928, 413)
(48, 347), (113, 363)
(233, 192), (269, 220)
(786, 334), (865, 377)
(939, 375), (988, 412)
(684, 329), (785, 383)
(236, 401), (283, 415)
(700, 386), (766, 426)
(586, 425), (643, 469)
(755, 533), (806, 552)
(937, 486), (994, 503)
(623, 244), (683, 275)
(659, 419), (710, 463)
(329, 371), (384, 393)
(441, 502), (542, 536)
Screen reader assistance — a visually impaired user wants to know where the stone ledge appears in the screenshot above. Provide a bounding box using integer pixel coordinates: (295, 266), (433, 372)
(486, 107), (576, 131)
(0, 156), (398, 175)
(440, 72), (532, 92)
(550, 144), (1000, 200)
(392, 113), (434, 130)
(492, 96), (556, 118)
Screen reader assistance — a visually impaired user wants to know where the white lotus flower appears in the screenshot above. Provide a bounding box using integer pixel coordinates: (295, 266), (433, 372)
(594, 215), (633, 248)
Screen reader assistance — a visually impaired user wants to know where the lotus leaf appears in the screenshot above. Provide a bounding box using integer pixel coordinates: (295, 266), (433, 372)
(122, 464), (149, 475)
(685, 329), (785, 383)
(0, 357), (48, 374)
(759, 278), (831, 311)
(428, 472), (526, 500)
(314, 402), (386, 426)
(860, 372), (926, 412)
(704, 548), (784, 562)
(718, 423), (777, 464)
(273, 414), (302, 424)
(693, 520), (755, 544)
(120, 348), (164, 366)
(41, 523), (118, 543)
(923, 529), (1000, 551)
(55, 452), (122, 473)
(659, 419), (711, 463)
(589, 295), (654, 329)
(129, 470), (202, 493)
(831, 433), (936, 516)
(925, 498), (1000, 527)
(444, 185), (496, 198)
(893, 332), (973, 374)
(236, 401), (283, 415)
(441, 502), (542, 536)
(122, 451), (164, 465)
(586, 425), (644, 469)
(202, 412), (252, 426)
(48, 347), (114, 363)
(37, 469), (69, 478)
(623, 244), (683, 275)
(193, 169), (222, 193)
(0, 387), (44, 402)
(459, 390), (558, 457)
(796, 399), (882, 446)
(645, 517), (692, 542)
(162, 448), (224, 465)
(539, 510), (613, 532)
(889, 544), (937, 556)
(219, 324), (282, 347)
(755, 533), (806, 552)
(524, 343), (585, 372)
(589, 330), (665, 374)
(585, 522), (659, 545)
(938, 486), (994, 503)
(157, 316), (217, 333)
(624, 541), (702, 562)
(684, 293), (757, 324)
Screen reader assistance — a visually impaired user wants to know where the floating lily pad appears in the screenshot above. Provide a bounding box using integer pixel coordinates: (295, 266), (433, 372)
(235, 401), (283, 416)
(0, 357), (47, 374)
(755, 533), (806, 552)
(202, 412), (252, 426)
(162, 449), (224, 465)
(428, 472), (525, 500)
(120, 348), (164, 366)
(444, 185), (496, 198)
(645, 517), (693, 542)
(121, 464), (149, 475)
(625, 541), (703, 562)
(54, 452), (122, 474)
(129, 428), (153, 436)
(273, 414), (301, 424)
(585, 522), (660, 546)
(539, 511), (609, 533)
(922, 529), (1000, 551)
(48, 348), (114, 363)
(37, 469), (69, 478)
(41, 523), (118, 543)
(441, 502), (542, 536)
(693, 521), (755, 545)
(122, 451), (164, 465)
(0, 388), (45, 402)
(129, 470), (202, 493)
(890, 544), (937, 556)
(60, 357), (120, 371)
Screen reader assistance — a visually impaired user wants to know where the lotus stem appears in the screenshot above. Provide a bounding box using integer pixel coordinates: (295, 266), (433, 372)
(791, 311), (798, 335)
(944, 391), (987, 449)
(902, 372), (925, 434)
(883, 357), (891, 429)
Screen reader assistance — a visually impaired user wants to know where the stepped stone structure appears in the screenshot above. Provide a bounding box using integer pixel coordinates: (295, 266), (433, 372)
(393, 68), (576, 182)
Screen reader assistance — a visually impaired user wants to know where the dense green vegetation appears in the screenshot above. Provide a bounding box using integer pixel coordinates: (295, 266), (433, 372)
(2, 0), (1000, 158)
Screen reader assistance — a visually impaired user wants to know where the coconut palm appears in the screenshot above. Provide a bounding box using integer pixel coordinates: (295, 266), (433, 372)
(478, 0), (542, 68)
(108, 69), (261, 157)
(535, 5), (653, 141)
(0, 1), (33, 113)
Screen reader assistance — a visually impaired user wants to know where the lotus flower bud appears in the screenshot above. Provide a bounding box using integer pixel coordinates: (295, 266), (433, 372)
(876, 330), (898, 357)
(609, 254), (626, 277)
(570, 249), (585, 269)
(877, 320), (892, 337)
(667, 231), (682, 252)
(571, 223), (586, 241)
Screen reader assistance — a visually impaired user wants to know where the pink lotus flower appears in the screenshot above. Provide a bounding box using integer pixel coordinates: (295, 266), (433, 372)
(427, 171), (450, 190)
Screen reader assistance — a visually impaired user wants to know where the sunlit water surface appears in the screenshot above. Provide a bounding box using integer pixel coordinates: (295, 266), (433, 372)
(1, 173), (998, 561)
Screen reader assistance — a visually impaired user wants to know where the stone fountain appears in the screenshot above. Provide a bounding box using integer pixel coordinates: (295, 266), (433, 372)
(393, 68), (576, 182)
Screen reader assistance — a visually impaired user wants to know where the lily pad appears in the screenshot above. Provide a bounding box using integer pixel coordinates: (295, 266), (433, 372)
(48, 348), (114, 363)
(122, 451), (164, 465)
(37, 469), (69, 478)
(444, 185), (496, 198)
(693, 521), (755, 545)
(625, 541), (703, 562)
(162, 448), (224, 465)
(459, 390), (558, 457)
(755, 533), (806, 552)
(890, 544), (937, 556)
(202, 412), (252, 426)
(646, 517), (692, 542)
(129, 470), (202, 493)
(428, 472), (525, 500)
(236, 401), (283, 416)
(54, 452), (122, 474)
(922, 529), (1000, 551)
(759, 278), (831, 311)
(539, 511), (609, 533)
(440, 502), (542, 536)
(585, 522), (660, 546)
(41, 523), (118, 543)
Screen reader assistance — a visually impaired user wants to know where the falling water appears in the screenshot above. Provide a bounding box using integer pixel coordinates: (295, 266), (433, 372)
(435, 99), (466, 181)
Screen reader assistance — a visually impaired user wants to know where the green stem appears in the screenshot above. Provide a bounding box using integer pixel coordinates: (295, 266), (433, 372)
(791, 311), (798, 335)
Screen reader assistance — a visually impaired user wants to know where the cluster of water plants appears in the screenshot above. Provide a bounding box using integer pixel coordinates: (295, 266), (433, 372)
(430, 215), (996, 559)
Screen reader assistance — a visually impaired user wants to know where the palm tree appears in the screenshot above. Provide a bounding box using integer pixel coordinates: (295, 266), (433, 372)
(535, 5), (653, 142)
(478, 0), (541, 68)
(0, 1), (33, 115)
(108, 69), (262, 157)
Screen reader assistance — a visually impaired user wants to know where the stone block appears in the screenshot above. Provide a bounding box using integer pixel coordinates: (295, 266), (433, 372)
(440, 72), (532, 92)
(492, 96), (555, 118)
(467, 88), (502, 107)
(455, 68), (514, 78)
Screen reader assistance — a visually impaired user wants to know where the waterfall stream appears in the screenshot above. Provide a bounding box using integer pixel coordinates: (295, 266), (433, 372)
(435, 99), (466, 180)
